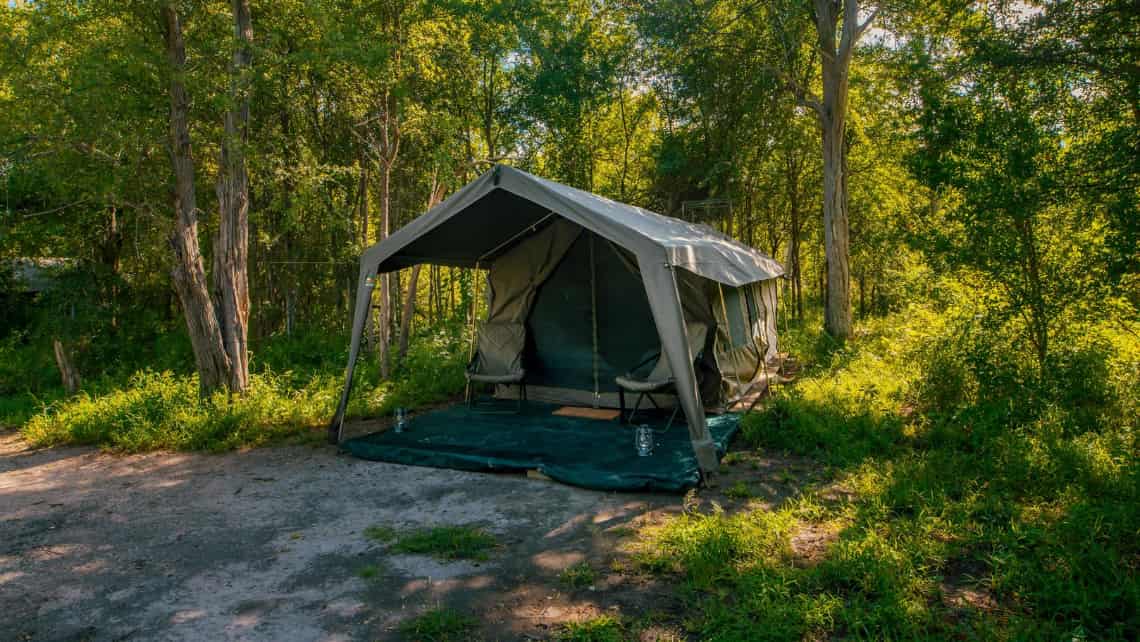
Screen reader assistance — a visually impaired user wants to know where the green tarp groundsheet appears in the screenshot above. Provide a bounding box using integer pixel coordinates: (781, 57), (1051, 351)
(342, 402), (740, 492)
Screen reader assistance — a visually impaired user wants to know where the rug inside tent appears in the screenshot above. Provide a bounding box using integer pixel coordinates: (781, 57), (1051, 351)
(341, 402), (740, 492)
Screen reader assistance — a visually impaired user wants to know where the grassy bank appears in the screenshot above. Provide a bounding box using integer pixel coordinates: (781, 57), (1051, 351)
(635, 303), (1138, 640)
(9, 325), (469, 452)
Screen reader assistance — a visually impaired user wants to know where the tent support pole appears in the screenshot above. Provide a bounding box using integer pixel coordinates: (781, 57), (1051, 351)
(639, 255), (718, 476)
(464, 261), (481, 404)
(329, 264), (377, 444)
(590, 234), (600, 407)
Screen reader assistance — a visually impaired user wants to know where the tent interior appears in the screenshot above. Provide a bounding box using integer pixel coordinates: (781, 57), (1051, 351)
(333, 166), (782, 491)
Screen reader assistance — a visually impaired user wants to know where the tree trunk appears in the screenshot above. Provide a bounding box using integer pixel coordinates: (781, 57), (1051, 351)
(786, 148), (804, 320)
(378, 162), (392, 378)
(53, 339), (80, 394)
(358, 155), (369, 246)
(163, 3), (232, 397)
(397, 179), (445, 360)
(858, 271), (866, 317)
(397, 265), (421, 360)
(819, 49), (852, 339)
(213, 0), (253, 394)
(812, 0), (872, 340)
(101, 206), (124, 328)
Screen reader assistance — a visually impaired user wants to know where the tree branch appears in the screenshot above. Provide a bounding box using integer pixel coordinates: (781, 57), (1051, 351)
(855, 7), (879, 41)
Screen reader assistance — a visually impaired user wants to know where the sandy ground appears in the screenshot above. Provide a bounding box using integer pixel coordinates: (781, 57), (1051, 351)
(0, 427), (693, 641)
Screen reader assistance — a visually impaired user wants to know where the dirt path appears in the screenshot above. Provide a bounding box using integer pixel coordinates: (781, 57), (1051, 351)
(0, 430), (687, 641)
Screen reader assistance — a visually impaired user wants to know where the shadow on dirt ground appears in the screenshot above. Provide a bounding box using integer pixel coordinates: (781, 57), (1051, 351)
(0, 427), (814, 641)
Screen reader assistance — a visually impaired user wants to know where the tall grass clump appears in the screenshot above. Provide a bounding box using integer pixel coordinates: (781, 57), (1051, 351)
(19, 323), (470, 452)
(21, 370), (337, 451)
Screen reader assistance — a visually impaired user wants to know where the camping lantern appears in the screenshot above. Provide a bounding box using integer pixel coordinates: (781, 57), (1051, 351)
(635, 425), (654, 456)
(394, 407), (408, 433)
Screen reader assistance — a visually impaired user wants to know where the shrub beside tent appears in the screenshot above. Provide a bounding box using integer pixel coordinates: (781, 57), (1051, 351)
(331, 165), (782, 477)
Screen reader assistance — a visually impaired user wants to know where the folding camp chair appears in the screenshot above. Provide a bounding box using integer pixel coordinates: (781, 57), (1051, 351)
(616, 323), (708, 429)
(465, 321), (527, 412)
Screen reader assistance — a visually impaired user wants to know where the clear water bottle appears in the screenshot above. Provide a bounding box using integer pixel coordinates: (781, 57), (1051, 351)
(394, 407), (408, 433)
(635, 425), (653, 456)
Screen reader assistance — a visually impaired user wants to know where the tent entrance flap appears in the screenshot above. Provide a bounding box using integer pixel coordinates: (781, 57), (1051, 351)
(520, 231), (660, 393)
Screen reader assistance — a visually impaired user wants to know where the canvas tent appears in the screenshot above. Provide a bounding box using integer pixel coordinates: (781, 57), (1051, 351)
(330, 165), (783, 475)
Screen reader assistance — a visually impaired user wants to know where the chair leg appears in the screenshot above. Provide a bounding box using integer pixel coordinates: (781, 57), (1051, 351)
(665, 403), (681, 431)
(618, 389), (626, 424)
(645, 393), (661, 411)
(630, 392), (646, 424)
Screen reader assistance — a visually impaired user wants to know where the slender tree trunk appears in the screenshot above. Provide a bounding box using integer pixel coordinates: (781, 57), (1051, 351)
(397, 265), (421, 360)
(858, 271), (866, 317)
(163, 3), (231, 397)
(397, 179), (446, 360)
(358, 155), (369, 246)
(378, 162), (392, 378)
(101, 206), (124, 328)
(812, 0), (873, 340)
(1018, 217), (1049, 374)
(213, 0), (253, 394)
(53, 339), (80, 394)
(786, 148), (804, 320)
(819, 66), (852, 339)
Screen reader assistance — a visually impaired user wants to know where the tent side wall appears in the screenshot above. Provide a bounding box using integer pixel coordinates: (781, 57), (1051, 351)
(711, 279), (780, 408)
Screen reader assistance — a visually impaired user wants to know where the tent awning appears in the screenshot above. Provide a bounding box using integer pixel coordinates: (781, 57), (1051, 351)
(362, 165), (783, 287)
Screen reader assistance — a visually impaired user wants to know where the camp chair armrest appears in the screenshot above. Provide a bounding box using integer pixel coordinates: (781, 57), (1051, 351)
(467, 370), (525, 384)
(615, 375), (674, 393)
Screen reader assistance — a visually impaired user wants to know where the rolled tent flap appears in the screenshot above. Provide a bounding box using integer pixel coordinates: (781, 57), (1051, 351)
(328, 261), (377, 443)
(637, 250), (719, 473)
(486, 219), (583, 324)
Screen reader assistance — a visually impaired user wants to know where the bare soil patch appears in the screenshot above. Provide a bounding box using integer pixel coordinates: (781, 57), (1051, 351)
(0, 427), (812, 640)
(0, 428), (687, 640)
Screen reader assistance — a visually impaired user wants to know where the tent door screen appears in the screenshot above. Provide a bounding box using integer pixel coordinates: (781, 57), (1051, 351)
(524, 231), (659, 394)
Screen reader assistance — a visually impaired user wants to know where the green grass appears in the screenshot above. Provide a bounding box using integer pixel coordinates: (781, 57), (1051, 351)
(559, 561), (597, 589)
(390, 526), (498, 561)
(398, 607), (479, 641)
(357, 564), (382, 580)
(363, 525), (397, 543)
(723, 480), (753, 500)
(634, 302), (1139, 640)
(13, 324), (469, 452)
(555, 615), (626, 642)
(19, 370), (336, 451)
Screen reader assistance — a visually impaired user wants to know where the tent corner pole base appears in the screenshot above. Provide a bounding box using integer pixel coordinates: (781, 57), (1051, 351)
(700, 470), (721, 488)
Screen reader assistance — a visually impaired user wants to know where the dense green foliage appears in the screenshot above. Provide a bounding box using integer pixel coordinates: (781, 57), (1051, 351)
(637, 297), (1138, 639)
